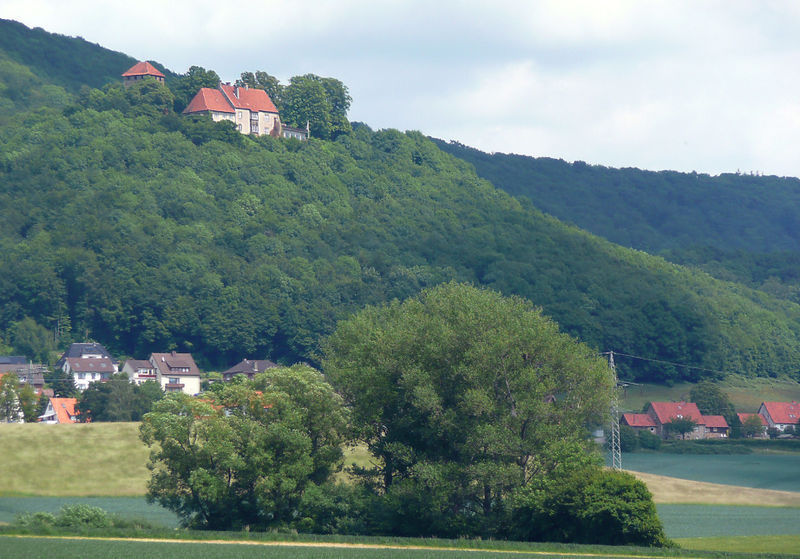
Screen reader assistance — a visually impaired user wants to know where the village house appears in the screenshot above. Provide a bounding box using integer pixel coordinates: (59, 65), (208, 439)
(121, 359), (158, 385)
(644, 401), (707, 439)
(121, 61), (165, 87)
(56, 342), (117, 369)
(758, 401), (800, 432)
(0, 357), (45, 393)
(150, 352), (202, 395)
(63, 357), (115, 391)
(620, 412), (657, 433)
(39, 397), (79, 424)
(221, 358), (278, 382)
(703, 415), (730, 438)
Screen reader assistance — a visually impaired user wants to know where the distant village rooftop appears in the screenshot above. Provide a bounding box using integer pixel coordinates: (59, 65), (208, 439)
(122, 61), (165, 87)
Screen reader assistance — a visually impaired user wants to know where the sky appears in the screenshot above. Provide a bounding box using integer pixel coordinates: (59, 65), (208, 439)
(2, 0), (800, 178)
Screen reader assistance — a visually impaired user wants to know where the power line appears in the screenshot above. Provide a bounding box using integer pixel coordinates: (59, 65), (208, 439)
(600, 350), (734, 377)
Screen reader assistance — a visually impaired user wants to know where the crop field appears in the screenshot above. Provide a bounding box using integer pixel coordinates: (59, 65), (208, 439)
(622, 453), (800, 492)
(676, 535), (800, 554)
(630, 472), (800, 506)
(657, 505), (800, 538)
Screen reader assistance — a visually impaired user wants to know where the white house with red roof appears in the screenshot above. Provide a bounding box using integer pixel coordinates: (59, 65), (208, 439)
(758, 401), (800, 432)
(39, 397), (79, 424)
(183, 83), (281, 136)
(150, 352), (202, 395)
(122, 61), (165, 87)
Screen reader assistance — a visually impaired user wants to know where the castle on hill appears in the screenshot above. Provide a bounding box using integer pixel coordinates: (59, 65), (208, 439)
(121, 62), (308, 140)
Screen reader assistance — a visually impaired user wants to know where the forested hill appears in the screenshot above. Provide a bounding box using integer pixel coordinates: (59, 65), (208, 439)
(432, 140), (800, 305)
(1, 22), (800, 384)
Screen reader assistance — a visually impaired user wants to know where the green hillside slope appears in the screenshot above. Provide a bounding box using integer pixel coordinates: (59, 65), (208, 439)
(1, 21), (800, 383)
(432, 140), (800, 305)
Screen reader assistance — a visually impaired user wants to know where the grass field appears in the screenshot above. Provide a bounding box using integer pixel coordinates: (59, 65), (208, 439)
(0, 422), (150, 496)
(621, 375), (800, 413)
(676, 535), (800, 554)
(657, 505), (800, 538)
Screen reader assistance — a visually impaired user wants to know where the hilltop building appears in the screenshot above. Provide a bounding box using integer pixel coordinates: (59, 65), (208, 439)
(183, 82), (308, 139)
(122, 61), (165, 87)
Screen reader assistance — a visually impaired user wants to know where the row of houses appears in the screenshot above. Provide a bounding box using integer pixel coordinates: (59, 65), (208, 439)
(623, 400), (800, 439)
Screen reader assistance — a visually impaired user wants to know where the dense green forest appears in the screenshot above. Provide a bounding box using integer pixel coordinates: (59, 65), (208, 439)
(433, 140), (800, 305)
(1, 21), (800, 384)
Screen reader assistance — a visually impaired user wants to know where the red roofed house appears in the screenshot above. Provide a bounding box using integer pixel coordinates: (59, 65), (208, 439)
(150, 352), (202, 395)
(122, 61), (165, 87)
(758, 401), (800, 432)
(645, 401), (706, 439)
(39, 397), (79, 424)
(183, 83), (281, 136)
(737, 412), (768, 438)
(621, 413), (657, 433)
(702, 415), (730, 438)
(63, 357), (115, 391)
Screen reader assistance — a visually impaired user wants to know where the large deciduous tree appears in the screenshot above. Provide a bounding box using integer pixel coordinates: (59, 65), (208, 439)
(689, 381), (736, 423)
(139, 366), (347, 530)
(281, 74), (352, 140)
(323, 282), (615, 537)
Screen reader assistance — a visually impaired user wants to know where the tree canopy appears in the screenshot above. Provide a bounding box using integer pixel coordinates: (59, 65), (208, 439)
(139, 365), (347, 530)
(324, 282), (615, 537)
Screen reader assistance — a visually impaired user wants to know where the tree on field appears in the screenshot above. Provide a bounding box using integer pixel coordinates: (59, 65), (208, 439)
(324, 282), (614, 538)
(664, 416), (697, 439)
(689, 381), (735, 423)
(139, 368), (347, 530)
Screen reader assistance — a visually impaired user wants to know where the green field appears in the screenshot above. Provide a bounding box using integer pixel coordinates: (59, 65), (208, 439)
(621, 375), (800, 413)
(0, 422), (149, 496)
(677, 535), (800, 554)
(657, 505), (800, 538)
(622, 453), (800, 492)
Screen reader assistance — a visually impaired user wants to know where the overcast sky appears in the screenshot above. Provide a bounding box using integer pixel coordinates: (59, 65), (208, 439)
(3, 0), (800, 178)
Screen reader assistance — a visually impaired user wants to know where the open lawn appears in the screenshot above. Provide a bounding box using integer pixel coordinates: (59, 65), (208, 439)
(657, 504), (800, 538)
(621, 375), (800, 413)
(0, 422), (150, 496)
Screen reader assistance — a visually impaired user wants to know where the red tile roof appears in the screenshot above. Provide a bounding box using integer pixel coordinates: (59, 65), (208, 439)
(703, 415), (729, 429)
(737, 412), (767, 426)
(122, 61), (165, 78)
(50, 397), (78, 424)
(622, 413), (656, 428)
(648, 401), (705, 425)
(219, 84), (278, 113)
(761, 401), (800, 425)
(183, 87), (235, 114)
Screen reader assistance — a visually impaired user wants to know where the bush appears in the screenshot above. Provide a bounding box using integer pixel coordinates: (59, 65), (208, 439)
(638, 430), (661, 450)
(15, 511), (57, 528)
(54, 504), (111, 528)
(509, 467), (671, 547)
(619, 424), (639, 452)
